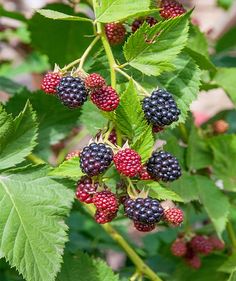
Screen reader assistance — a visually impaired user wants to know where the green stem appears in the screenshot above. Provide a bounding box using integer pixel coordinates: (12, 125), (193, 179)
(62, 58), (81, 72)
(85, 204), (162, 281)
(178, 123), (188, 144)
(27, 154), (45, 164)
(227, 221), (236, 251)
(78, 36), (100, 70)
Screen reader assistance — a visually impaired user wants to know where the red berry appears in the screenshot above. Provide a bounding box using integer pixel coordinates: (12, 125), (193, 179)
(134, 221), (156, 232)
(41, 72), (61, 94)
(85, 73), (106, 89)
(171, 239), (187, 256)
(95, 209), (117, 224)
(132, 17), (158, 33)
(208, 236), (225, 251)
(185, 254), (201, 269)
(160, 0), (186, 19)
(164, 208), (184, 226)
(114, 148), (142, 177)
(190, 235), (213, 255)
(76, 176), (98, 204)
(93, 190), (119, 213)
(90, 86), (120, 112)
(65, 150), (80, 160)
(139, 165), (151, 180)
(105, 22), (126, 45)
(213, 120), (229, 134)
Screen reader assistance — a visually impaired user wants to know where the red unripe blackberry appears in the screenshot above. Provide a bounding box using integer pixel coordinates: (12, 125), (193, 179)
(105, 22), (126, 45)
(213, 120), (229, 134)
(80, 142), (113, 176)
(190, 235), (213, 255)
(185, 254), (201, 269)
(134, 221), (156, 232)
(142, 89), (181, 128)
(164, 208), (184, 226)
(208, 236), (225, 251)
(124, 197), (164, 225)
(131, 16), (158, 33)
(56, 75), (88, 108)
(91, 86), (120, 112)
(160, 0), (186, 19)
(114, 148), (142, 177)
(93, 190), (119, 213)
(65, 150), (80, 160)
(41, 72), (61, 94)
(147, 150), (181, 182)
(171, 239), (187, 256)
(76, 176), (98, 204)
(139, 165), (151, 180)
(85, 73), (106, 90)
(95, 209), (117, 224)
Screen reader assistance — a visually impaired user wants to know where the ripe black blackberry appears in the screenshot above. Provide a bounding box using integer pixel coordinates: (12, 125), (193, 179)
(80, 142), (113, 176)
(56, 75), (88, 108)
(124, 197), (164, 225)
(142, 89), (180, 128)
(147, 150), (181, 181)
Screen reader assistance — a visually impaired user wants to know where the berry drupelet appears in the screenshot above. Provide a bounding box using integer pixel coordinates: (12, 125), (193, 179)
(105, 22), (126, 45)
(85, 73), (106, 90)
(124, 197), (164, 225)
(114, 148), (142, 177)
(76, 176), (98, 204)
(79, 142), (113, 176)
(142, 89), (180, 129)
(56, 75), (88, 109)
(160, 0), (186, 19)
(41, 72), (61, 94)
(91, 86), (120, 112)
(146, 150), (181, 182)
(164, 208), (184, 226)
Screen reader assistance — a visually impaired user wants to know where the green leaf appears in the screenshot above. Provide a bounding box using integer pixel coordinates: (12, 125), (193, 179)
(38, 9), (92, 22)
(145, 182), (184, 202)
(217, 0), (234, 10)
(219, 253), (236, 274)
(216, 26), (236, 53)
(95, 0), (152, 23)
(228, 271), (236, 281)
(213, 68), (236, 106)
(115, 80), (151, 144)
(208, 135), (236, 191)
(0, 5), (26, 22)
(0, 165), (74, 281)
(57, 252), (119, 281)
(50, 157), (83, 179)
(158, 53), (201, 126)
(0, 77), (23, 95)
(124, 13), (190, 76)
(0, 101), (38, 170)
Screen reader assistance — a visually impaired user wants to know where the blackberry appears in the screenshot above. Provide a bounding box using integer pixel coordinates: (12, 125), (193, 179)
(190, 235), (213, 255)
(134, 221), (156, 232)
(93, 190), (119, 213)
(85, 73), (106, 89)
(139, 165), (151, 180)
(146, 150), (181, 181)
(80, 142), (113, 176)
(171, 239), (187, 257)
(41, 72), (61, 94)
(95, 209), (117, 224)
(160, 0), (186, 19)
(65, 150), (80, 160)
(105, 23), (126, 45)
(124, 197), (164, 225)
(164, 208), (184, 226)
(185, 254), (201, 269)
(75, 176), (98, 204)
(208, 236), (225, 251)
(56, 75), (88, 108)
(213, 120), (229, 134)
(132, 17), (158, 33)
(142, 89), (180, 128)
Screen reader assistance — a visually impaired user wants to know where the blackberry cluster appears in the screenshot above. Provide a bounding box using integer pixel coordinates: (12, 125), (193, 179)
(142, 89), (180, 128)
(131, 16), (158, 33)
(80, 142), (113, 176)
(160, 0), (186, 19)
(56, 75), (88, 108)
(147, 150), (181, 181)
(76, 176), (98, 204)
(124, 197), (164, 225)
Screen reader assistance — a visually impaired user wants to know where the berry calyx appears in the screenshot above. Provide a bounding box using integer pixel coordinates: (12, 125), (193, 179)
(114, 148), (142, 177)
(91, 86), (120, 112)
(124, 197), (164, 225)
(160, 0), (186, 19)
(65, 150), (80, 160)
(95, 209), (117, 224)
(213, 120), (229, 134)
(139, 165), (152, 180)
(208, 236), (225, 251)
(41, 72), (61, 94)
(134, 221), (156, 232)
(85, 73), (106, 90)
(131, 17), (158, 33)
(142, 89), (181, 128)
(93, 190), (119, 213)
(75, 176), (98, 204)
(164, 208), (184, 226)
(105, 22), (126, 45)
(56, 75), (88, 108)
(96, 129), (117, 145)
(190, 235), (213, 255)
(80, 142), (113, 176)
(171, 239), (187, 257)
(146, 150), (181, 182)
